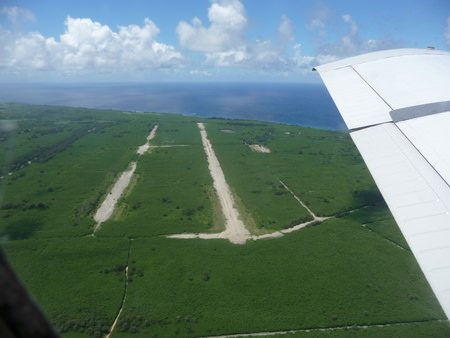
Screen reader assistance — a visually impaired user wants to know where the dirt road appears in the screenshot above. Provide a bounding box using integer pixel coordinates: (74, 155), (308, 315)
(93, 162), (137, 232)
(137, 125), (158, 155)
(93, 125), (158, 233)
(197, 123), (250, 244)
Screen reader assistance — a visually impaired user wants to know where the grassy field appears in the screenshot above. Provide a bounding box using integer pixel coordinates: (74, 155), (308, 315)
(112, 218), (443, 337)
(0, 103), (448, 337)
(4, 237), (129, 336)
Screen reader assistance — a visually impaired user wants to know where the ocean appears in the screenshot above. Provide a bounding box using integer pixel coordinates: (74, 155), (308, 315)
(0, 82), (345, 130)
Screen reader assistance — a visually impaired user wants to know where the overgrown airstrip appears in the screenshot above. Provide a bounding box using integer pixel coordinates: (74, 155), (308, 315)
(0, 103), (448, 337)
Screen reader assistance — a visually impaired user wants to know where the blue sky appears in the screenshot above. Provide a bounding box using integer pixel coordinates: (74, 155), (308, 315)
(1, 0), (449, 82)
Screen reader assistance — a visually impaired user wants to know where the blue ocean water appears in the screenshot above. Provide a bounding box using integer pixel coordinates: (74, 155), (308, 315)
(0, 83), (345, 130)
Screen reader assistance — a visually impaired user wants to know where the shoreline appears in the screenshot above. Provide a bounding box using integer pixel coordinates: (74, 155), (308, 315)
(0, 83), (345, 130)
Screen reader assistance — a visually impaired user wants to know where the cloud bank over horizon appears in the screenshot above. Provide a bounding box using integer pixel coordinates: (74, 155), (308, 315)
(0, 0), (448, 82)
(0, 15), (183, 75)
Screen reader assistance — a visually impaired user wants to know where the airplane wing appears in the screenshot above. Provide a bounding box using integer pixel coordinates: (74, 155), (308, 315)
(314, 48), (450, 319)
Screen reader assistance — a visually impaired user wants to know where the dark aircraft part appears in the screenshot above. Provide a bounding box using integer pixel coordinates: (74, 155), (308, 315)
(0, 249), (59, 337)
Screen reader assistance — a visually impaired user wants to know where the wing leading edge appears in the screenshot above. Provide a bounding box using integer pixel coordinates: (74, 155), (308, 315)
(314, 48), (450, 319)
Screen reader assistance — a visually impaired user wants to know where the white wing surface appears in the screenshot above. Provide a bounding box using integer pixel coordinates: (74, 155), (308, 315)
(314, 48), (450, 319)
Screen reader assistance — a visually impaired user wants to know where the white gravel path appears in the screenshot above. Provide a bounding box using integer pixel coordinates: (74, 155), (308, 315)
(137, 125), (158, 155)
(92, 126), (158, 234)
(248, 144), (271, 153)
(196, 122), (250, 244)
(93, 162), (137, 232)
(168, 164), (335, 242)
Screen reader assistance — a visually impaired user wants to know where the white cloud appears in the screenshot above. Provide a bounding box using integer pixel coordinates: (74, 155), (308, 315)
(0, 15), (183, 77)
(340, 14), (359, 54)
(177, 0), (247, 52)
(202, 40), (287, 70)
(176, 0), (312, 76)
(315, 14), (402, 63)
(314, 53), (338, 65)
(317, 13), (359, 56)
(59, 17), (181, 71)
(1, 6), (35, 26)
(278, 15), (294, 41)
(307, 18), (325, 31)
(446, 16), (450, 45)
(292, 44), (315, 68)
(0, 26), (58, 71)
(0, 2), (320, 80)
(205, 48), (247, 67)
(189, 69), (212, 77)
(306, 4), (331, 37)
(202, 37), (287, 70)
(4, 2), (407, 81)
(203, 37), (315, 76)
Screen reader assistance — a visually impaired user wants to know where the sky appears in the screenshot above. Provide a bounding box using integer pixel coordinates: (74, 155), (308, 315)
(1, 0), (449, 83)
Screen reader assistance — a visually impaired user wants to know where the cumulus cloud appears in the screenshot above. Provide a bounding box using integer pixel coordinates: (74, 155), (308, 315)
(3, 2), (407, 81)
(0, 30), (57, 71)
(176, 0), (313, 75)
(176, 0), (247, 52)
(59, 17), (182, 71)
(0, 10), (183, 77)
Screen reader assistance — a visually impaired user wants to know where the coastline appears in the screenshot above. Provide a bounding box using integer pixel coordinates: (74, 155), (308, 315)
(0, 82), (345, 130)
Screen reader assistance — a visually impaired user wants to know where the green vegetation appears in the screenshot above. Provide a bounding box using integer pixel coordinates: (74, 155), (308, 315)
(208, 121), (381, 221)
(100, 120), (218, 237)
(0, 103), (447, 337)
(4, 237), (129, 337)
(112, 221), (444, 337)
